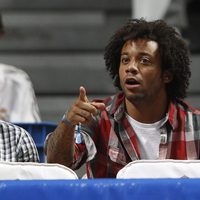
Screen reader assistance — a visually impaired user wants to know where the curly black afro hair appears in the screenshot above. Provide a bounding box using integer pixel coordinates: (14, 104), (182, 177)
(104, 18), (191, 100)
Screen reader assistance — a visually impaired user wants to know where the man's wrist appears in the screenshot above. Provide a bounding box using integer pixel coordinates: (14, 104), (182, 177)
(61, 113), (74, 127)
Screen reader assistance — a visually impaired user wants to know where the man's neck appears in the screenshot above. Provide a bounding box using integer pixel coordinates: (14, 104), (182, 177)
(125, 96), (169, 124)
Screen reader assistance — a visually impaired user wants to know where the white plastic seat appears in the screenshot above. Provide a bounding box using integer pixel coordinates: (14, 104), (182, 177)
(116, 160), (200, 179)
(0, 161), (78, 180)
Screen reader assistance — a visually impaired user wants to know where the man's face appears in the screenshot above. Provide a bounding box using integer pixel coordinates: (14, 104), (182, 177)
(119, 39), (171, 105)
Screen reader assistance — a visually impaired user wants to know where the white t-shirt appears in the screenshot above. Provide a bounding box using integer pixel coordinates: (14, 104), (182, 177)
(126, 113), (167, 159)
(0, 64), (41, 122)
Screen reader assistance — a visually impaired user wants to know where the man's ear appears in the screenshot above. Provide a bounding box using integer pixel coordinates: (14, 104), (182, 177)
(163, 70), (173, 83)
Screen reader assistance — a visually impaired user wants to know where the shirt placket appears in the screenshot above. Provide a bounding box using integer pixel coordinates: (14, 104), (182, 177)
(159, 127), (169, 159)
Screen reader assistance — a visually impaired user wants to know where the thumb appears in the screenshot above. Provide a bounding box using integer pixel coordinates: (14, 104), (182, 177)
(79, 86), (88, 102)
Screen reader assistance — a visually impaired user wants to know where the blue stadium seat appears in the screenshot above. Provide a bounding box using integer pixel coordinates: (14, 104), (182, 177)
(14, 122), (57, 162)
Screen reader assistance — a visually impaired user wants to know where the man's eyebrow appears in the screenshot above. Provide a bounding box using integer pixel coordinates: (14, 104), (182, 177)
(121, 52), (152, 57)
(120, 52), (128, 56)
(139, 52), (152, 56)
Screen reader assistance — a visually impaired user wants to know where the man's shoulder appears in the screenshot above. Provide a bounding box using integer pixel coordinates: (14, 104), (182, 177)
(0, 120), (26, 135)
(175, 99), (200, 115)
(0, 63), (32, 85)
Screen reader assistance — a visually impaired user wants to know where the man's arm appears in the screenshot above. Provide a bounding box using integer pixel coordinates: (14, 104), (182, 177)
(46, 86), (105, 167)
(46, 122), (76, 167)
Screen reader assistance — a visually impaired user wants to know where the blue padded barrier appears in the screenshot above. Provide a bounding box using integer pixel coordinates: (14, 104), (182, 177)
(0, 178), (200, 200)
(14, 122), (57, 162)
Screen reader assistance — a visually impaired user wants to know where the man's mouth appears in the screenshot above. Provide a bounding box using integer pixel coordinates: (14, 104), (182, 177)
(125, 78), (140, 85)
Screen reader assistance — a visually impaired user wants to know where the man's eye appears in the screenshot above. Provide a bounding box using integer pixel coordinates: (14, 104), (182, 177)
(121, 57), (129, 64)
(140, 58), (151, 65)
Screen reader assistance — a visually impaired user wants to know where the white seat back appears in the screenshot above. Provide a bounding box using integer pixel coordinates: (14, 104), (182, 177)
(117, 160), (200, 179)
(0, 162), (78, 180)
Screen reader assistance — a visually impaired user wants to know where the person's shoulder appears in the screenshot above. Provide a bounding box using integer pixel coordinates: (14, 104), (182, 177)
(175, 99), (200, 115)
(0, 63), (31, 81)
(0, 120), (27, 135)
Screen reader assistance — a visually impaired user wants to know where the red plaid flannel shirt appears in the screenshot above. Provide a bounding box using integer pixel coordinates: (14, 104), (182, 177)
(71, 92), (200, 178)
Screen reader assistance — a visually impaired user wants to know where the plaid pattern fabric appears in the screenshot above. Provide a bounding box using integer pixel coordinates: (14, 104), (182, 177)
(0, 121), (39, 162)
(72, 93), (200, 178)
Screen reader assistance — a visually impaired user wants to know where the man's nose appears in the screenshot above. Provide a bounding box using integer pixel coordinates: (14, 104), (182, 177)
(125, 61), (138, 73)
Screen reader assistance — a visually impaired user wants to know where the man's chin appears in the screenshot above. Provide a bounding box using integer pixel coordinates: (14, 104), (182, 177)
(125, 93), (145, 104)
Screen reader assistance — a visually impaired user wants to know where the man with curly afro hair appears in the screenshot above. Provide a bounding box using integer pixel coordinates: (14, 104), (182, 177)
(46, 18), (200, 178)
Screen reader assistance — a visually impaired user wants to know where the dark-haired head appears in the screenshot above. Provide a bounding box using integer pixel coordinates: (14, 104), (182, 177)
(104, 18), (191, 100)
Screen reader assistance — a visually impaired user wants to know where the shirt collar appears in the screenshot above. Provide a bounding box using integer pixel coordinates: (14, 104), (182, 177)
(105, 93), (178, 129)
(165, 100), (178, 130)
(105, 92), (125, 122)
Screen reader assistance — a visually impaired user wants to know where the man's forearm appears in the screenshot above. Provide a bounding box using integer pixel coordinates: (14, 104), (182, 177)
(46, 122), (75, 167)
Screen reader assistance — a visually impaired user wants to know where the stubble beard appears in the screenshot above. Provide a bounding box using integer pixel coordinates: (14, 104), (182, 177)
(123, 88), (147, 105)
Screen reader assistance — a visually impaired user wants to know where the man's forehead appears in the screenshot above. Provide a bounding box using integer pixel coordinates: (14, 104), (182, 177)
(122, 39), (159, 54)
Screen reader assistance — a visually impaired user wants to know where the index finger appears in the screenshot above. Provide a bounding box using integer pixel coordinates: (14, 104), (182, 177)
(79, 86), (88, 102)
